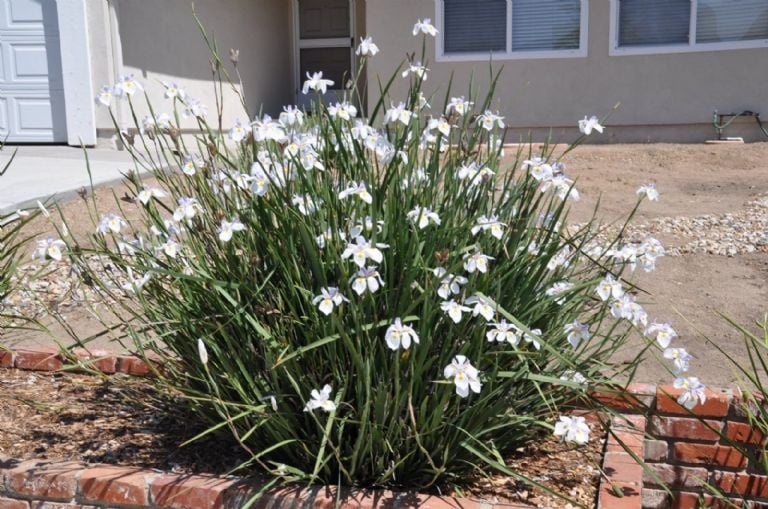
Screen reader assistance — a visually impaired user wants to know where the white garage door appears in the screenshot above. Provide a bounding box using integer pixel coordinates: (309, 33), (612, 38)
(0, 0), (65, 142)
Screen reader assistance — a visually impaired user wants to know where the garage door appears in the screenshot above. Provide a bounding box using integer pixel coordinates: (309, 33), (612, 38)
(0, 0), (65, 142)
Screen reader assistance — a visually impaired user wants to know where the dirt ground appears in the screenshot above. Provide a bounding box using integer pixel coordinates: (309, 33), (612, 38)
(563, 143), (768, 387)
(3, 142), (768, 387)
(0, 368), (602, 507)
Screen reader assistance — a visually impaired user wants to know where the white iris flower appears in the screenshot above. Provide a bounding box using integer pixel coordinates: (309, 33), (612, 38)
(385, 102), (413, 126)
(463, 249), (493, 274)
(173, 197), (202, 222)
(229, 119), (252, 142)
(610, 294), (636, 320)
(385, 318), (420, 351)
(673, 376), (706, 409)
(553, 416), (590, 445)
(413, 18), (438, 37)
(183, 98), (208, 119)
(339, 182), (373, 204)
(181, 155), (201, 176)
(522, 157), (554, 182)
(163, 82), (187, 100)
(113, 74), (143, 97)
(304, 384), (337, 412)
(433, 268), (468, 300)
(302, 71), (334, 95)
(428, 117), (452, 137)
(440, 300), (472, 324)
(465, 296), (495, 321)
(457, 162), (495, 185)
(121, 267), (151, 294)
(218, 219), (246, 242)
(313, 287), (349, 315)
(158, 239), (180, 259)
(486, 319), (521, 345)
(524, 328), (543, 350)
(546, 281), (574, 305)
(578, 115), (604, 135)
(356, 36), (379, 57)
(664, 348), (692, 374)
(97, 213), (127, 235)
(564, 321), (591, 348)
(471, 215), (505, 239)
(646, 322), (678, 349)
(407, 206), (441, 229)
(596, 274), (624, 301)
(445, 97), (472, 116)
(478, 110), (505, 131)
(292, 194), (322, 215)
(401, 63), (428, 80)
(342, 236), (386, 268)
(279, 105), (304, 127)
(328, 101), (358, 121)
(350, 266), (384, 295)
(252, 114), (287, 143)
(33, 237), (65, 261)
(136, 186), (167, 205)
(95, 85), (113, 107)
(637, 183), (660, 201)
(444, 355), (482, 398)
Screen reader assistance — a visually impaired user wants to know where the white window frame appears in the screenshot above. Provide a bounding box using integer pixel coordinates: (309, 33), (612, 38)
(609, 0), (768, 56)
(434, 0), (589, 62)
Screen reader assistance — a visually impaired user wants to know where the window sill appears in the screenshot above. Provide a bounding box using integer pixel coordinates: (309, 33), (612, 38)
(436, 48), (587, 62)
(609, 39), (768, 56)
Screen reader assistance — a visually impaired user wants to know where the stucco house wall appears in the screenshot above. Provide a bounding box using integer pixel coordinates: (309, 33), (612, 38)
(364, 0), (768, 142)
(85, 0), (292, 143)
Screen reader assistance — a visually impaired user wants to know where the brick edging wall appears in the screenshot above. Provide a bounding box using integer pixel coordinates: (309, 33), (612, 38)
(597, 384), (768, 509)
(0, 457), (535, 509)
(0, 347), (152, 376)
(4, 349), (768, 508)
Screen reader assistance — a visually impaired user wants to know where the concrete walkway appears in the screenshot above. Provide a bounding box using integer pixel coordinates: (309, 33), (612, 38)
(0, 145), (136, 213)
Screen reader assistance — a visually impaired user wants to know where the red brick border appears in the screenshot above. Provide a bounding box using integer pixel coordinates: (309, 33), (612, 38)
(0, 457), (536, 509)
(598, 384), (768, 509)
(0, 347), (153, 376)
(4, 349), (768, 508)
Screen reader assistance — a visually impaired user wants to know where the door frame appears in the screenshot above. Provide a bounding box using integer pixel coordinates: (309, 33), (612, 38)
(291, 0), (356, 106)
(57, 0), (96, 146)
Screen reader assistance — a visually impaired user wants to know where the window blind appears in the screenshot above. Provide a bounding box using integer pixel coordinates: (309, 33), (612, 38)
(696, 0), (768, 43)
(443, 0), (507, 54)
(511, 0), (581, 51)
(618, 0), (690, 47)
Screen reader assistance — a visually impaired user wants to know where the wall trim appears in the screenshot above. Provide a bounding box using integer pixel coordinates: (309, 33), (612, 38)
(56, 0), (97, 146)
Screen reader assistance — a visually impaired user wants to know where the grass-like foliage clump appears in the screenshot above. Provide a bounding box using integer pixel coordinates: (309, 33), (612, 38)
(1, 148), (40, 328)
(43, 18), (675, 493)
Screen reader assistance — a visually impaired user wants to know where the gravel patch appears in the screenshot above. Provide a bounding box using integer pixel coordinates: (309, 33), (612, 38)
(592, 194), (768, 257)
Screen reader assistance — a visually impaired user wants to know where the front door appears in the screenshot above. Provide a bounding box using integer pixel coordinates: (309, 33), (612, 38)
(295, 0), (353, 108)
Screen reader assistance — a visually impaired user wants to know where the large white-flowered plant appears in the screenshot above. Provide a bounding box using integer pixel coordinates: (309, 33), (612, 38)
(33, 18), (703, 492)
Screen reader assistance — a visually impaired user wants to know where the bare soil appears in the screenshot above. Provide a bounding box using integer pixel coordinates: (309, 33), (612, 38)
(563, 143), (768, 386)
(0, 368), (601, 508)
(6, 143), (767, 385)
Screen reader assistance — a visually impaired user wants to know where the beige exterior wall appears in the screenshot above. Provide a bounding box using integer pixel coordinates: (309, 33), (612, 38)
(87, 0), (292, 142)
(364, 0), (768, 142)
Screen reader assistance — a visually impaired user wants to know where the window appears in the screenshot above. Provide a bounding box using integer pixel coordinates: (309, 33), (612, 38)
(437, 0), (588, 61)
(611, 0), (768, 55)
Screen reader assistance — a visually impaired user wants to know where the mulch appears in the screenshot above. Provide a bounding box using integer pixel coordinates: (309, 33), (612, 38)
(0, 368), (602, 507)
